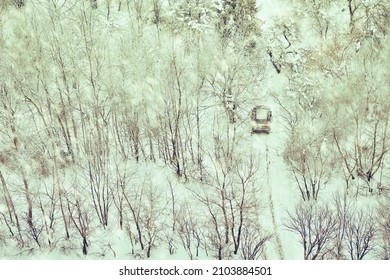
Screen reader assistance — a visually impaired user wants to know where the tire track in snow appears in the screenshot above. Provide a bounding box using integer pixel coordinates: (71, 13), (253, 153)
(265, 139), (285, 260)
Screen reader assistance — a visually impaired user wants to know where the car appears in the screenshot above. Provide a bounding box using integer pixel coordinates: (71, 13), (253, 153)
(251, 105), (272, 134)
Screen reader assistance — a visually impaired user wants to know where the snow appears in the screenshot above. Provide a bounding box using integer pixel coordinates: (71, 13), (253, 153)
(0, 0), (388, 261)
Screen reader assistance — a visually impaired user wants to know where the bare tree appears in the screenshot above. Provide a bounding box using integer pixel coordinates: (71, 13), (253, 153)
(191, 141), (266, 259)
(239, 227), (271, 260)
(228, 154), (260, 255)
(141, 183), (166, 258)
(157, 52), (188, 179)
(377, 192), (390, 259)
(285, 202), (338, 260)
(121, 176), (166, 258)
(331, 72), (389, 195)
(283, 131), (334, 201)
(176, 204), (199, 260)
(122, 182), (145, 253)
(276, 70), (336, 201)
(328, 192), (351, 259)
(0, 84), (42, 247)
(292, 0), (334, 38)
(0, 171), (23, 245)
(345, 208), (376, 260)
(85, 137), (112, 227)
(346, 0), (390, 36)
(66, 194), (91, 256)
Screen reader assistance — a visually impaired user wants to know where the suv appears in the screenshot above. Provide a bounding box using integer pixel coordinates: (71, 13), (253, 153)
(251, 105), (272, 134)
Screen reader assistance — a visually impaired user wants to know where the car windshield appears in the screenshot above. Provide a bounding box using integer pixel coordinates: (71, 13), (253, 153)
(255, 108), (269, 121)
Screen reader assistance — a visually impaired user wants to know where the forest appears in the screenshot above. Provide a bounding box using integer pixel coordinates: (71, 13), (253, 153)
(0, 0), (389, 260)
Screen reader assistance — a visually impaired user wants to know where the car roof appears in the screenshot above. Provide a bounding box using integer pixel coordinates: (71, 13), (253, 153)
(253, 105), (271, 111)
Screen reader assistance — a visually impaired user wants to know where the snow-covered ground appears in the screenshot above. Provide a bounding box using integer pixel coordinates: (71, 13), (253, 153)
(0, 0), (388, 260)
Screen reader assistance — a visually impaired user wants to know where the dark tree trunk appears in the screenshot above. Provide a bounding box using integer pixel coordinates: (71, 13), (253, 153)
(82, 237), (88, 255)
